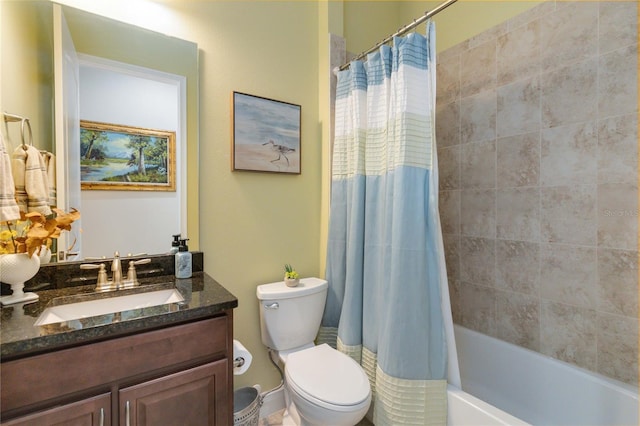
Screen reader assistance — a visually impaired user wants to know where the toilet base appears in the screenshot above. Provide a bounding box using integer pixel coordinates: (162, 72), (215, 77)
(283, 387), (367, 426)
(281, 407), (300, 426)
(283, 389), (306, 425)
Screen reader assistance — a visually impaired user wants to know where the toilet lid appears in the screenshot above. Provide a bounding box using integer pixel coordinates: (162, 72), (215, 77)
(285, 344), (370, 407)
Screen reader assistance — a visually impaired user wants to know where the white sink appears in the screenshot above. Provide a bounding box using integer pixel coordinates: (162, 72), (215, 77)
(34, 289), (184, 326)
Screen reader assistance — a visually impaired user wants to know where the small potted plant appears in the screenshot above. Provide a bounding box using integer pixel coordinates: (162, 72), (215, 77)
(284, 263), (300, 287)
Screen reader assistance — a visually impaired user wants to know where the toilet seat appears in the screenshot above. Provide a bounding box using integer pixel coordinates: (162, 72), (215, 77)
(285, 344), (370, 409)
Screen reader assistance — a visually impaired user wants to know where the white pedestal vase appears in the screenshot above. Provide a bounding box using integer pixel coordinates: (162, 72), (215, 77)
(38, 245), (52, 264)
(0, 253), (40, 305)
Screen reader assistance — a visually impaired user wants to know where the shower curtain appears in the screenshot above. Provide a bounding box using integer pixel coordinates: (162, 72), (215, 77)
(321, 22), (452, 425)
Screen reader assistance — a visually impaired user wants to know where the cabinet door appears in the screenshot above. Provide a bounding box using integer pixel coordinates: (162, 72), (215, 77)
(1, 393), (110, 426)
(119, 360), (228, 426)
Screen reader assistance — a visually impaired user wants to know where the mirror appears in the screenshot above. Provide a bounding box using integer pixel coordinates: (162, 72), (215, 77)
(1, 2), (199, 261)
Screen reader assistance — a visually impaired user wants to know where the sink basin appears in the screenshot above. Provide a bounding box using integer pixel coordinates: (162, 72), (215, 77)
(34, 289), (184, 326)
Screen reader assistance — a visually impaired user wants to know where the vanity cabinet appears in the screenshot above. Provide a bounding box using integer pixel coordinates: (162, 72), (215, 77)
(0, 313), (233, 426)
(119, 361), (226, 425)
(1, 393), (110, 426)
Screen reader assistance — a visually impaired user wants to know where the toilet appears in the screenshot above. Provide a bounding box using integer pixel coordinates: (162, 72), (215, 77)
(257, 277), (371, 426)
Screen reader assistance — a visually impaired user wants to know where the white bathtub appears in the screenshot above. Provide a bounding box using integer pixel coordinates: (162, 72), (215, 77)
(449, 325), (639, 426)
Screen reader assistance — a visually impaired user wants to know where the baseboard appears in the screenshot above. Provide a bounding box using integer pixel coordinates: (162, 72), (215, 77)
(259, 386), (286, 418)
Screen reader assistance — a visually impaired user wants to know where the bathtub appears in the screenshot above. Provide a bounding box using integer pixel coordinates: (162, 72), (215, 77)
(448, 325), (639, 426)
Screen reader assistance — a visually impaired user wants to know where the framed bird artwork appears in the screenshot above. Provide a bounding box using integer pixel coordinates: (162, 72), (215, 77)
(231, 91), (301, 174)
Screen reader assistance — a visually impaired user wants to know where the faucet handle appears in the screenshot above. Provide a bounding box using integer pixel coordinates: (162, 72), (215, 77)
(80, 263), (101, 270)
(80, 263), (110, 291)
(125, 258), (151, 287)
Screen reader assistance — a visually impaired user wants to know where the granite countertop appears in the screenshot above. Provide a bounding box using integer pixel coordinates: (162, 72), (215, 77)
(1, 272), (238, 360)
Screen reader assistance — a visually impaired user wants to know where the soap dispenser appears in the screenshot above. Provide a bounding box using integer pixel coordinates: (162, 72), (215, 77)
(175, 238), (192, 278)
(169, 234), (181, 254)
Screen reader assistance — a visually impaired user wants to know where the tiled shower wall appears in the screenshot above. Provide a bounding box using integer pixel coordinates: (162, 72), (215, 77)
(436, 1), (638, 385)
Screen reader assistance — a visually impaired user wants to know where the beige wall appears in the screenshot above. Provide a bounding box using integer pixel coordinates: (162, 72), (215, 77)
(0, 1), (53, 153)
(163, 1), (323, 391)
(338, 1), (542, 55)
(343, 1), (399, 55)
(399, 1), (542, 52)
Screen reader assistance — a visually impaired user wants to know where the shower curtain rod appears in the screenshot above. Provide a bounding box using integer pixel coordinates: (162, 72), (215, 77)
(338, 0), (458, 71)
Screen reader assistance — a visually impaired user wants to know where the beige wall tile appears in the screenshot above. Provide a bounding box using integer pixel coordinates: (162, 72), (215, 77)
(438, 145), (460, 190)
(598, 44), (638, 119)
(598, 114), (638, 184)
(497, 290), (540, 351)
(461, 189), (496, 238)
(497, 131), (540, 188)
(541, 58), (597, 128)
(443, 233), (460, 281)
(460, 282), (497, 337)
(599, 1), (638, 54)
(506, 1), (556, 32)
(497, 75), (540, 138)
(436, 100), (460, 148)
(439, 190), (460, 235)
(541, 301), (597, 371)
(460, 90), (497, 144)
(539, 1), (598, 72)
(597, 312), (639, 385)
(469, 21), (508, 49)
(460, 40), (496, 98)
(597, 183), (638, 250)
(540, 185), (597, 245)
(540, 121), (597, 186)
(436, 56), (460, 106)
(597, 248), (638, 318)
(438, 40), (469, 63)
(497, 19), (540, 86)
(540, 244), (597, 308)
(496, 187), (540, 241)
(460, 236), (496, 287)
(437, 0), (638, 385)
(461, 140), (496, 189)
(449, 278), (461, 324)
(495, 240), (540, 295)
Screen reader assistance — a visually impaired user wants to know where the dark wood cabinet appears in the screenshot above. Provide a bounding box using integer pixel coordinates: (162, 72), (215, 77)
(1, 393), (110, 426)
(119, 361), (227, 426)
(1, 313), (233, 426)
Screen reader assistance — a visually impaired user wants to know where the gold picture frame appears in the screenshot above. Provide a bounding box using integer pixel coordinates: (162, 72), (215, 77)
(80, 120), (176, 191)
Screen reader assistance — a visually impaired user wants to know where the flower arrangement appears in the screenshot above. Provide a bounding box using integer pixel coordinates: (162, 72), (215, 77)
(284, 264), (299, 280)
(0, 208), (80, 257)
(284, 264), (300, 287)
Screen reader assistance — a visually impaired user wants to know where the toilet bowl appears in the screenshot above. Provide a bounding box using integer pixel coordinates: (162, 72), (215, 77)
(257, 278), (372, 425)
(284, 344), (371, 425)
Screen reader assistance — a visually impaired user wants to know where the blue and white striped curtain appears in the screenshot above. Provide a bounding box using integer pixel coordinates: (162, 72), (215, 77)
(321, 22), (450, 425)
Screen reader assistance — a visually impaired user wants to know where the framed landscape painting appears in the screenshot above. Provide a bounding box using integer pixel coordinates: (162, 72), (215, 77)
(80, 120), (176, 191)
(231, 92), (301, 174)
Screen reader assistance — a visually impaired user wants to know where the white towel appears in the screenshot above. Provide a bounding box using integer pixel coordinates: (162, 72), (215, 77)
(12, 145), (51, 216)
(0, 134), (20, 222)
(43, 152), (56, 206)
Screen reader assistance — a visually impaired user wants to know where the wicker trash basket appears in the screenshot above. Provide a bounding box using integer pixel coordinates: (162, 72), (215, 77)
(234, 386), (263, 426)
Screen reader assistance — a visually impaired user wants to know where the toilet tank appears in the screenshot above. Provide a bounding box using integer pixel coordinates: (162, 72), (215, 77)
(256, 277), (328, 351)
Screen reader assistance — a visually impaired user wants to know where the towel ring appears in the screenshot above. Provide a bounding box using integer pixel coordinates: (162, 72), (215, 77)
(20, 118), (32, 150)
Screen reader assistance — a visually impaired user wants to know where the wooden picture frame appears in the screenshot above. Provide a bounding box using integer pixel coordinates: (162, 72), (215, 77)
(231, 92), (301, 174)
(80, 120), (176, 191)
